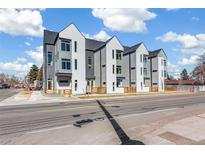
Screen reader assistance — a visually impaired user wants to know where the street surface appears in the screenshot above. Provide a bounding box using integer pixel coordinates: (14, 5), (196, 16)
(0, 89), (21, 102)
(0, 92), (205, 144)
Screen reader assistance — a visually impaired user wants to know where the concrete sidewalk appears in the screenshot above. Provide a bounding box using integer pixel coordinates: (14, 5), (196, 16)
(0, 91), (79, 106)
(141, 113), (205, 144)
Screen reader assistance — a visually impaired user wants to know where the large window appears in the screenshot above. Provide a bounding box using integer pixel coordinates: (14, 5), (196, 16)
(143, 55), (148, 63)
(75, 59), (77, 70)
(61, 40), (71, 52)
(116, 65), (122, 74)
(164, 60), (167, 66)
(116, 51), (122, 60)
(143, 68), (148, 76)
(61, 59), (71, 70)
(47, 51), (52, 66)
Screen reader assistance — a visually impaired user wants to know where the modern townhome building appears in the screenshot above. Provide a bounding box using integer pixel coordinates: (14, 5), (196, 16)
(149, 49), (167, 92)
(43, 23), (167, 95)
(123, 43), (151, 93)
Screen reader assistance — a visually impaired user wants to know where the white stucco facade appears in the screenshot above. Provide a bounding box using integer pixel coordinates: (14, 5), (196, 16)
(106, 37), (124, 93)
(135, 44), (150, 92)
(58, 24), (86, 95)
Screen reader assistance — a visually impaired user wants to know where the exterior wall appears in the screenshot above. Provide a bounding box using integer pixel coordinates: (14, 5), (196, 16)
(94, 47), (106, 88)
(106, 37), (124, 93)
(135, 44), (150, 92)
(85, 50), (95, 80)
(122, 55), (130, 87)
(151, 57), (159, 88)
(58, 24), (86, 95)
(130, 52), (136, 87)
(151, 51), (167, 92)
(158, 57), (165, 91)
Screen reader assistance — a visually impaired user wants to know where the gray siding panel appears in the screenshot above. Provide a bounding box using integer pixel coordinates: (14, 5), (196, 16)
(85, 50), (95, 79)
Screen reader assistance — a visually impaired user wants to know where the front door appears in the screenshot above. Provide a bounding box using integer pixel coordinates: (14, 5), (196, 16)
(48, 80), (52, 90)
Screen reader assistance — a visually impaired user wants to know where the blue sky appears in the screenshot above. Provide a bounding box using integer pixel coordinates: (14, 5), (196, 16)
(0, 8), (205, 78)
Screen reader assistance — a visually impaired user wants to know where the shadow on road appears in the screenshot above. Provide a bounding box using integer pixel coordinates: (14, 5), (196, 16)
(96, 100), (144, 145)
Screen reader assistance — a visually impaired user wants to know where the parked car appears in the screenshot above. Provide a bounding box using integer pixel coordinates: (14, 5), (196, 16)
(0, 84), (3, 89)
(2, 84), (10, 89)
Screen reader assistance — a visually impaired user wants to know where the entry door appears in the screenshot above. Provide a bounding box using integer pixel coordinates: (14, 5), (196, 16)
(48, 80), (52, 90)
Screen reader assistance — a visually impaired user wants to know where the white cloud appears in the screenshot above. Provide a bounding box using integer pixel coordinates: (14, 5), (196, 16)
(83, 30), (111, 41)
(25, 42), (31, 46)
(92, 8), (156, 33)
(167, 62), (182, 79)
(191, 16), (200, 21)
(0, 58), (33, 78)
(166, 8), (180, 11)
(178, 55), (200, 65)
(0, 9), (44, 37)
(156, 31), (205, 51)
(25, 46), (43, 66)
(16, 57), (27, 63)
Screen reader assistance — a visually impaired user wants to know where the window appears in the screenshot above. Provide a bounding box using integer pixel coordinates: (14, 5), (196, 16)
(116, 65), (122, 74)
(74, 80), (77, 91)
(103, 82), (106, 85)
(61, 40), (71, 52)
(161, 70), (164, 77)
(143, 55), (148, 63)
(153, 70), (158, 72)
(75, 59), (77, 70)
(88, 57), (92, 68)
(48, 51), (52, 66)
(116, 51), (122, 60)
(61, 59), (71, 70)
(74, 41), (77, 52)
(164, 60), (167, 66)
(153, 83), (158, 85)
(117, 80), (122, 87)
(164, 70), (167, 78)
(143, 68), (148, 76)
(113, 65), (115, 74)
(131, 67), (136, 70)
(112, 50), (115, 59)
(140, 67), (143, 75)
(102, 64), (106, 67)
(140, 54), (142, 62)
(113, 82), (115, 91)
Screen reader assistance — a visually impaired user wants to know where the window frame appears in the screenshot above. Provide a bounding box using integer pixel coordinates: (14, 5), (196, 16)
(61, 40), (71, 52)
(47, 51), (52, 66)
(61, 58), (71, 70)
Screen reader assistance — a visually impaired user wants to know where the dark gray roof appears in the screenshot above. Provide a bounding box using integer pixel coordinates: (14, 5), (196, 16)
(123, 42), (142, 55)
(44, 30), (58, 45)
(85, 38), (106, 51)
(149, 48), (167, 58)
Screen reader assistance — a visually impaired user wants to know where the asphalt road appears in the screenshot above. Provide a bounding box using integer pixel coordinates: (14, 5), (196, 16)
(0, 92), (205, 142)
(0, 89), (21, 102)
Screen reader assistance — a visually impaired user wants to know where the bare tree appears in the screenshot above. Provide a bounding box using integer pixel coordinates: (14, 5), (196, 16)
(191, 54), (205, 84)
